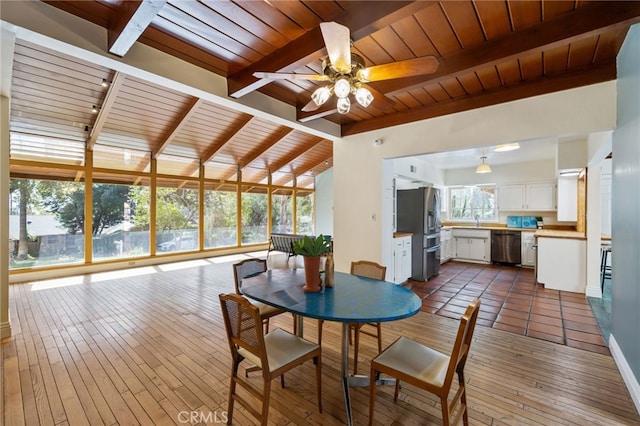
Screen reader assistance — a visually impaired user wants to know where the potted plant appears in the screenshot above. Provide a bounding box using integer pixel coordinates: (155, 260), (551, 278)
(293, 234), (332, 292)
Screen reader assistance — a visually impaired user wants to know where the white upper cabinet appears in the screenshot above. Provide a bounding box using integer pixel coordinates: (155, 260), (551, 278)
(499, 182), (556, 211)
(498, 185), (526, 210)
(557, 175), (578, 221)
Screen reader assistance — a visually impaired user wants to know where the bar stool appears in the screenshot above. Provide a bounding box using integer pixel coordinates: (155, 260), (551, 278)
(600, 244), (612, 292)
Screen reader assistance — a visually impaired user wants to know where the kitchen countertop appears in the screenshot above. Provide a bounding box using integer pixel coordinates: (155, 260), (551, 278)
(393, 232), (413, 238)
(534, 229), (586, 240)
(443, 224), (538, 231)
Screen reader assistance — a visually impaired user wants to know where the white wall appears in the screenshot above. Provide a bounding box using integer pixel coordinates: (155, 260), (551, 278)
(333, 82), (617, 273)
(314, 168), (333, 237)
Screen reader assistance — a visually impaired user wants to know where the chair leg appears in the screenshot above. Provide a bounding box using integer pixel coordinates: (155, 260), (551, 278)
(394, 379), (400, 402)
(353, 325), (361, 375)
(315, 355), (323, 413)
(317, 319), (324, 345)
(264, 317), (270, 333)
(376, 322), (382, 353)
(369, 366), (377, 426)
(280, 374), (285, 388)
(227, 358), (241, 424)
(441, 395), (450, 426)
(459, 370), (469, 426)
(261, 380), (271, 426)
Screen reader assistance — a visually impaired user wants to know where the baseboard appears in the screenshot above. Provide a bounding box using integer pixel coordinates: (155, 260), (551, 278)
(0, 321), (11, 339)
(585, 285), (603, 298)
(609, 334), (640, 415)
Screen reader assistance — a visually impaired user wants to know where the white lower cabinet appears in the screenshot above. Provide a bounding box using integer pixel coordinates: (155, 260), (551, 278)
(393, 235), (412, 284)
(537, 237), (586, 292)
(440, 228), (452, 264)
(521, 231), (536, 267)
(452, 229), (490, 263)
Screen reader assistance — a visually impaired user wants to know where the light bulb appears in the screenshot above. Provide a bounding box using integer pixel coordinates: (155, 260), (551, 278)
(311, 86), (331, 106)
(334, 78), (351, 98)
(337, 97), (351, 114)
(355, 87), (373, 107)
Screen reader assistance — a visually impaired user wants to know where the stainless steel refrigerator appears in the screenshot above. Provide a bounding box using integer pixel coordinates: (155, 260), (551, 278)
(396, 187), (441, 281)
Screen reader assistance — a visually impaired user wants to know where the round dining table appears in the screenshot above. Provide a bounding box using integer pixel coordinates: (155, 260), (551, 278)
(241, 268), (421, 426)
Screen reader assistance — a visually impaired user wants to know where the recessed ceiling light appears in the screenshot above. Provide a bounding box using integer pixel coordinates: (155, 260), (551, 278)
(495, 143), (520, 152)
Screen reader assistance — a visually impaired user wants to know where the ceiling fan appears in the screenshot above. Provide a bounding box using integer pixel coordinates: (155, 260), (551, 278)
(253, 22), (439, 114)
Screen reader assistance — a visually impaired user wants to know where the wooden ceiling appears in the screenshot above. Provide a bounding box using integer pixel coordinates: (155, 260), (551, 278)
(7, 1), (640, 185)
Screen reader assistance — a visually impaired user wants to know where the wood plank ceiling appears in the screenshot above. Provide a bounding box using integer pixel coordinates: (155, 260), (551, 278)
(8, 1), (640, 186)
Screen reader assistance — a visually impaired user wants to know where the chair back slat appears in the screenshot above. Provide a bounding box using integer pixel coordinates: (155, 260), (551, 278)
(351, 260), (386, 280)
(233, 258), (267, 294)
(219, 293), (266, 362)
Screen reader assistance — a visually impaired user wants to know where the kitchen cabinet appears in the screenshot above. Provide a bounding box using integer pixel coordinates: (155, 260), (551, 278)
(521, 231), (536, 267)
(393, 235), (412, 284)
(537, 236), (586, 293)
(498, 182), (556, 211)
(452, 229), (490, 263)
(557, 174), (578, 221)
(440, 228), (453, 264)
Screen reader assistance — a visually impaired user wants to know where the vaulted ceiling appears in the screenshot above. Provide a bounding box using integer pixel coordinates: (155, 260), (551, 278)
(5, 1), (640, 186)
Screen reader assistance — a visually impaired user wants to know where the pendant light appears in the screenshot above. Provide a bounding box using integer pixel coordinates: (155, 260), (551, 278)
(475, 156), (492, 174)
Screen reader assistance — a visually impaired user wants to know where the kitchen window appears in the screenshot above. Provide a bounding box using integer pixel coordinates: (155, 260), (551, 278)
(448, 185), (496, 221)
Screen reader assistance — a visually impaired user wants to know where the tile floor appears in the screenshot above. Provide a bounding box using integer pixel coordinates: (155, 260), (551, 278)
(407, 261), (610, 355)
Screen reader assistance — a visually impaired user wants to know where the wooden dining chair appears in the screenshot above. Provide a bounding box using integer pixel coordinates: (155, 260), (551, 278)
(219, 293), (322, 425)
(317, 260), (387, 373)
(233, 258), (287, 333)
(349, 260), (386, 374)
(368, 298), (481, 426)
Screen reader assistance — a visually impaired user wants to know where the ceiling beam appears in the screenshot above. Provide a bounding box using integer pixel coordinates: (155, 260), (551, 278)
(184, 115), (255, 177)
(227, 1), (429, 98)
(372, 1), (640, 96)
(152, 98), (203, 157)
(295, 155), (332, 178)
(269, 137), (327, 174)
(86, 71), (125, 150)
(342, 60), (617, 136)
(108, 0), (167, 57)
(239, 128), (295, 169)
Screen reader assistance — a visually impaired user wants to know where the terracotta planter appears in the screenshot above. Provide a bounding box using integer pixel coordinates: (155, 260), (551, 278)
(302, 256), (322, 292)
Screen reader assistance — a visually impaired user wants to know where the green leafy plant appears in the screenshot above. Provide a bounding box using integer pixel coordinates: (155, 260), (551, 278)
(293, 234), (331, 257)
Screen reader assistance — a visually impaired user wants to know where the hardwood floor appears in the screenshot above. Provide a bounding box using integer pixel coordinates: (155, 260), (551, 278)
(3, 253), (639, 425)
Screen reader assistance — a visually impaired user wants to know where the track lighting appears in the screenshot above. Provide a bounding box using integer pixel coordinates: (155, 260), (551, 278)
(92, 105), (100, 113)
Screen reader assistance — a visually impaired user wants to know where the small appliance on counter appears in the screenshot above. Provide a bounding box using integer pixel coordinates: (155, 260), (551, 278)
(506, 216), (522, 228)
(521, 216), (537, 229)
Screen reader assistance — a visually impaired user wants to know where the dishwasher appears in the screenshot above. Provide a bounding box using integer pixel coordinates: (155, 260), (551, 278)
(491, 230), (522, 264)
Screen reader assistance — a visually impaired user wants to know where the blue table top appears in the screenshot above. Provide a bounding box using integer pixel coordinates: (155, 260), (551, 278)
(241, 269), (421, 323)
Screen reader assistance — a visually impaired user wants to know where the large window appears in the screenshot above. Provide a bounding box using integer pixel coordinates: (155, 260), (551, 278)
(93, 181), (150, 261)
(296, 189), (314, 235)
(9, 177), (85, 269)
(271, 189), (293, 234)
(241, 185), (268, 244)
(449, 185), (496, 221)
(155, 180), (199, 253)
(204, 183), (237, 249)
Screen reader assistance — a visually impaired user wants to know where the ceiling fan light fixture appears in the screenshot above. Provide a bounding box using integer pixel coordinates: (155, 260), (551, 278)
(495, 143), (520, 152)
(475, 156), (492, 174)
(334, 78), (351, 98)
(311, 86), (331, 106)
(337, 97), (351, 114)
(355, 86), (373, 107)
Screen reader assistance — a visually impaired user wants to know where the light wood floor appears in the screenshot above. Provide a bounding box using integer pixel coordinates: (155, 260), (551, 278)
(3, 253), (639, 425)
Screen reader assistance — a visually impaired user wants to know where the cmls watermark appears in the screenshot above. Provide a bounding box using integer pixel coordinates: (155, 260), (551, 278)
(178, 410), (228, 424)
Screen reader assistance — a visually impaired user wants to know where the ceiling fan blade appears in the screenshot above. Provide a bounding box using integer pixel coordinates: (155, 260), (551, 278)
(301, 99), (321, 112)
(357, 56), (439, 82)
(320, 22), (351, 74)
(253, 72), (329, 81)
(364, 85), (397, 112)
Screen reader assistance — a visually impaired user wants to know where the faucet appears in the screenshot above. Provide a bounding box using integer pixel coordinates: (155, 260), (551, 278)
(475, 214), (480, 228)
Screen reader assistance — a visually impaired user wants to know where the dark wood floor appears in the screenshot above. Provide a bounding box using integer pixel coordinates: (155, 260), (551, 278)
(410, 261), (609, 355)
(3, 252), (638, 425)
